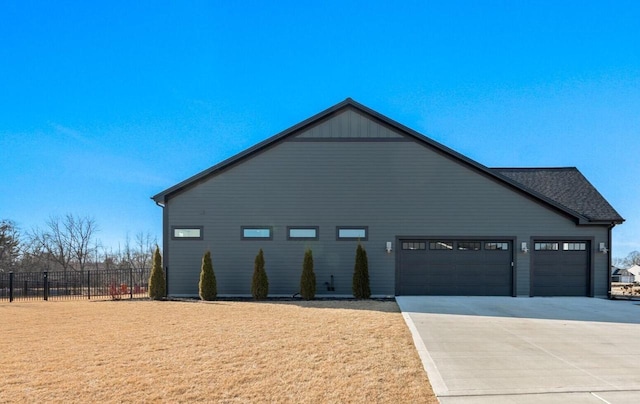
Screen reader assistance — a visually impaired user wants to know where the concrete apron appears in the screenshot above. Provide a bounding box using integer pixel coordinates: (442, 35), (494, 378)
(396, 296), (640, 404)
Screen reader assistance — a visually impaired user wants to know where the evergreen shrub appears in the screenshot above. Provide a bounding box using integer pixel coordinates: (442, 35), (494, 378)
(300, 248), (316, 300)
(251, 249), (269, 300)
(352, 243), (371, 299)
(199, 250), (217, 301)
(148, 246), (166, 300)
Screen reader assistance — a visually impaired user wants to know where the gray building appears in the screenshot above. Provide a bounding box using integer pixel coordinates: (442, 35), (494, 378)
(152, 98), (624, 298)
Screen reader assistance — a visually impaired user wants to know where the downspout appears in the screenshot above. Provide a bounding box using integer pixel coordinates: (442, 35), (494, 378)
(607, 222), (614, 299)
(153, 199), (168, 297)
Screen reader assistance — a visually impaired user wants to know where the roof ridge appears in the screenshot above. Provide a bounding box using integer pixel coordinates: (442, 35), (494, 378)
(151, 99), (622, 224)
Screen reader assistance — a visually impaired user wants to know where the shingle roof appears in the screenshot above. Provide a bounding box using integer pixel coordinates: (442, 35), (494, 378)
(493, 168), (624, 223)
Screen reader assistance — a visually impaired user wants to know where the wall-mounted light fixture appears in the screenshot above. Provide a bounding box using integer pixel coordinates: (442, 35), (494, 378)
(386, 242), (392, 254)
(599, 242), (608, 254)
(521, 242), (529, 253)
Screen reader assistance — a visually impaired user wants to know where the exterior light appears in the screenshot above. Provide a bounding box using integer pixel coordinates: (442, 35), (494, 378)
(599, 242), (608, 254)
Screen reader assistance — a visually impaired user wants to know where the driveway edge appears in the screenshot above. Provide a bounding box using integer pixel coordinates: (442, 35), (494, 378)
(397, 297), (448, 397)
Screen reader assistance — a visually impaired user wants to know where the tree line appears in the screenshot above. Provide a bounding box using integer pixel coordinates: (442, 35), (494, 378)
(613, 251), (640, 269)
(0, 216), (156, 273)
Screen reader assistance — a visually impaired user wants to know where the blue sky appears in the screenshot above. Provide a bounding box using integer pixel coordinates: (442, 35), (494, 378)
(1, 1), (639, 259)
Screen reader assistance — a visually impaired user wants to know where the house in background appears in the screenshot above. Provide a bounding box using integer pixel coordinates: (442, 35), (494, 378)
(611, 266), (635, 283)
(625, 265), (640, 283)
(152, 98), (624, 298)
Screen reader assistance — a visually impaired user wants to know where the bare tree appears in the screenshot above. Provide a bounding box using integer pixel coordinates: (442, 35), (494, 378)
(134, 231), (156, 270)
(0, 219), (21, 272)
(123, 231), (156, 270)
(27, 214), (98, 272)
(623, 251), (640, 268)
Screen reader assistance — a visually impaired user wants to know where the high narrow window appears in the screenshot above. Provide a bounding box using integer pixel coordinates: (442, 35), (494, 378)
(241, 227), (273, 240)
(287, 227), (319, 240)
(172, 227), (203, 240)
(336, 227), (368, 241)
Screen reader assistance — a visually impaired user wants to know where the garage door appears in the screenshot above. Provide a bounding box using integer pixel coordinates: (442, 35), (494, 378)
(397, 239), (513, 296)
(532, 241), (590, 296)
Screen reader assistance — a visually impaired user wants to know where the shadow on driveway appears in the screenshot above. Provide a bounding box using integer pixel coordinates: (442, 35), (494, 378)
(397, 296), (640, 324)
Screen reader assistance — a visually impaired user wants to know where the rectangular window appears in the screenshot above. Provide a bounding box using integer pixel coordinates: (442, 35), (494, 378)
(457, 242), (481, 251)
(241, 227), (273, 240)
(429, 241), (453, 250)
(563, 242), (587, 251)
(534, 242), (559, 251)
(287, 227), (319, 240)
(172, 227), (202, 240)
(485, 242), (509, 251)
(336, 227), (368, 241)
(402, 242), (426, 250)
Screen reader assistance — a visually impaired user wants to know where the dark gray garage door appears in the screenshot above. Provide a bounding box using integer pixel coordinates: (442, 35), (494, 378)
(532, 241), (590, 296)
(397, 239), (513, 296)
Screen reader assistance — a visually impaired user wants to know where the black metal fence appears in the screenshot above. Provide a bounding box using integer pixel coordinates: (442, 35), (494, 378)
(0, 268), (151, 302)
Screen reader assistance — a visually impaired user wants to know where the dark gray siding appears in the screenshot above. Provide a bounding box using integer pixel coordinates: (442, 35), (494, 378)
(164, 135), (610, 297)
(295, 108), (404, 139)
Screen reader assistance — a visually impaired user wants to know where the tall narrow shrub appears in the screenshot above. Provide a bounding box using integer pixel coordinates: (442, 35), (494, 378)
(199, 250), (217, 301)
(352, 243), (371, 299)
(300, 248), (316, 300)
(251, 249), (269, 300)
(148, 246), (166, 300)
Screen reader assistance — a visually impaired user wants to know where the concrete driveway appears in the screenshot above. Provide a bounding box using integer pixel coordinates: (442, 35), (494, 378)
(396, 296), (640, 403)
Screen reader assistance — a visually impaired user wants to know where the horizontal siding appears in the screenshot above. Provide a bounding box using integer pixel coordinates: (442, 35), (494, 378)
(165, 140), (610, 297)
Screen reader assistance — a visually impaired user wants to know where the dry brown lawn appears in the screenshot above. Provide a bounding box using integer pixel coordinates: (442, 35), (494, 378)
(611, 282), (640, 298)
(0, 299), (437, 403)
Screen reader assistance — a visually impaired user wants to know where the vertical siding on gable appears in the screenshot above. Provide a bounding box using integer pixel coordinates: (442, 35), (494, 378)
(295, 108), (405, 139)
(165, 140), (610, 297)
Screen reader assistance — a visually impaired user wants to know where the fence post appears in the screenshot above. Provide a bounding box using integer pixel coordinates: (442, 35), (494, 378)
(87, 271), (91, 300)
(43, 271), (48, 301)
(9, 272), (13, 303)
(129, 267), (134, 299)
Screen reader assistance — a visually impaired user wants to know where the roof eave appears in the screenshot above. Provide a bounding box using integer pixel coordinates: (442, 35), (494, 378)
(149, 98), (620, 225)
(151, 98), (357, 202)
(579, 218), (625, 226)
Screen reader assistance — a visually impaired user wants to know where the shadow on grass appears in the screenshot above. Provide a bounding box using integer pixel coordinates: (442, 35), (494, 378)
(154, 296), (401, 313)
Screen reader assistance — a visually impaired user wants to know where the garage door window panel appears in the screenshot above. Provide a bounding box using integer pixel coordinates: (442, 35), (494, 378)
(429, 241), (453, 250)
(402, 242), (426, 250)
(457, 242), (481, 251)
(485, 242), (509, 251)
(534, 242), (559, 251)
(563, 242), (586, 251)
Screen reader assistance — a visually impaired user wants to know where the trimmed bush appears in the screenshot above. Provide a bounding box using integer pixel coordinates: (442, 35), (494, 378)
(251, 248), (269, 300)
(199, 250), (217, 301)
(352, 243), (371, 299)
(300, 248), (316, 300)
(148, 246), (166, 300)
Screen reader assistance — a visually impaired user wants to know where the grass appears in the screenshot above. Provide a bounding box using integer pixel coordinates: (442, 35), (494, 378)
(0, 299), (437, 403)
(611, 283), (640, 298)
